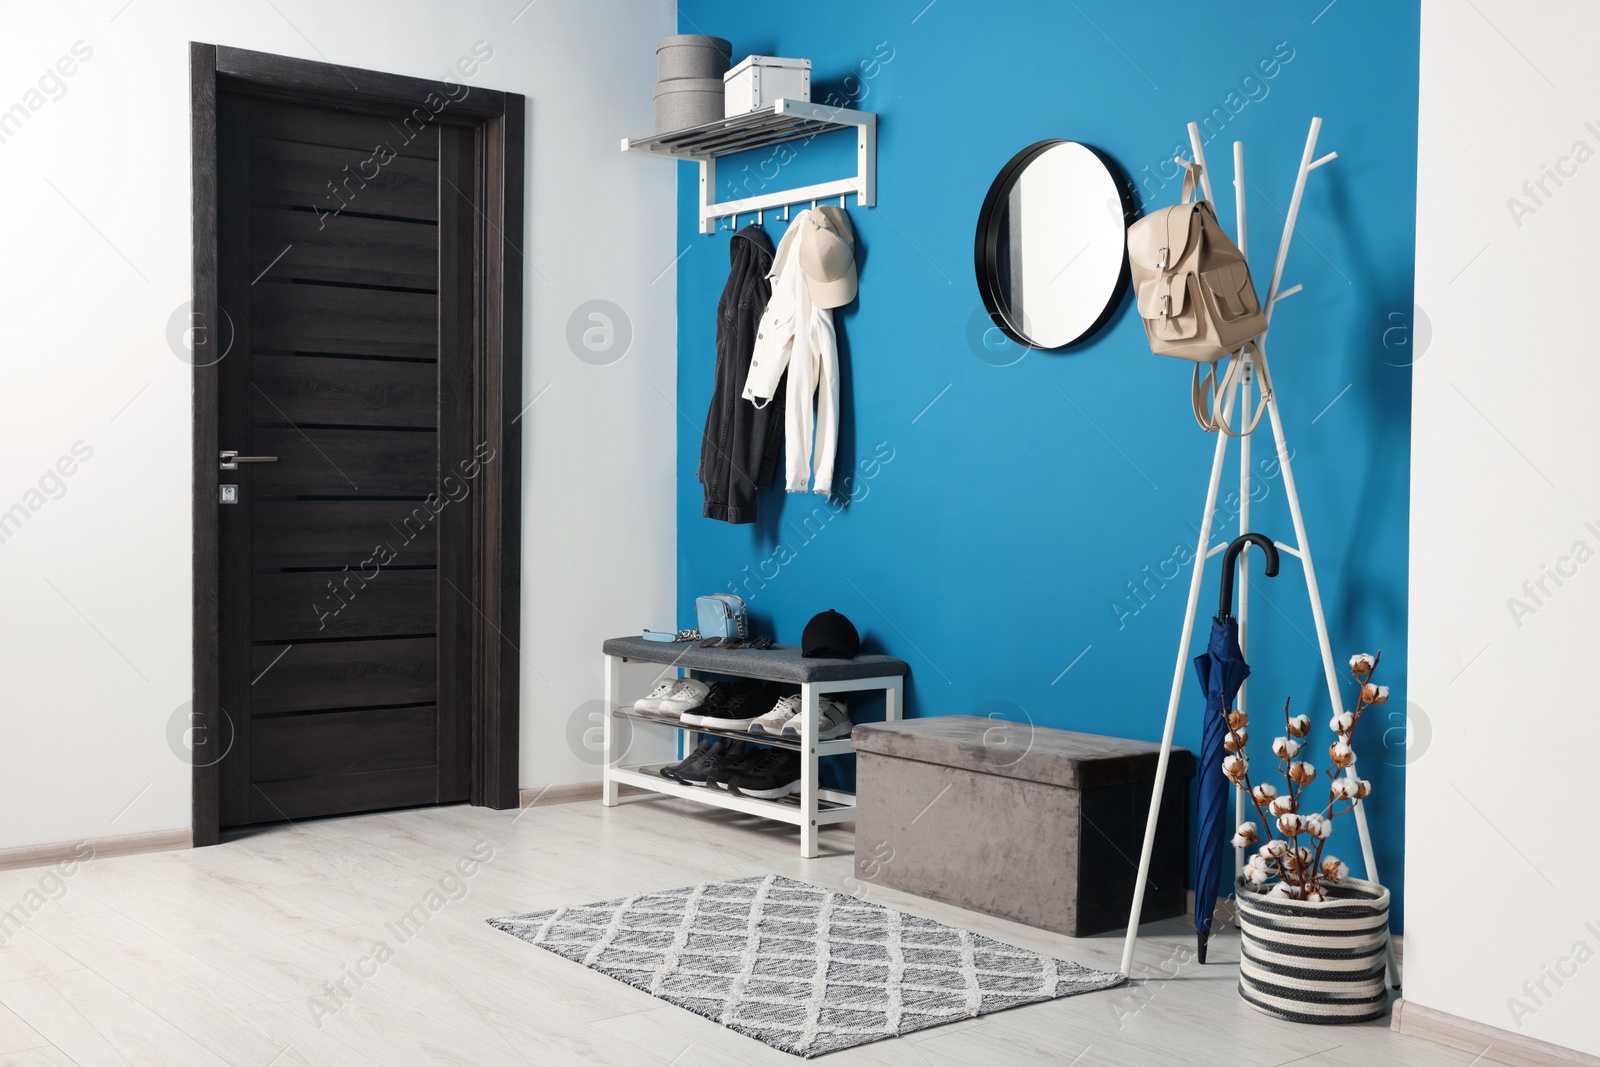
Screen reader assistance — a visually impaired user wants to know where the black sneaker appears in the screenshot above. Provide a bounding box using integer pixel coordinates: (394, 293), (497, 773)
(727, 748), (802, 800)
(704, 742), (773, 790)
(660, 736), (717, 781)
(674, 739), (750, 787)
(680, 680), (770, 730)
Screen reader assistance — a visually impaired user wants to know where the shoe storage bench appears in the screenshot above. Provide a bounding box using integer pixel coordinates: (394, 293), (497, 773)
(601, 636), (908, 858)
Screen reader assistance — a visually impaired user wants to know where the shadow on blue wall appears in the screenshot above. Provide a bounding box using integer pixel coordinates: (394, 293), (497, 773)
(672, 0), (1419, 928)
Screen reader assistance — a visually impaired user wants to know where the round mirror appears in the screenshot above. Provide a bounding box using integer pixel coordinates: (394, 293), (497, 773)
(974, 140), (1134, 349)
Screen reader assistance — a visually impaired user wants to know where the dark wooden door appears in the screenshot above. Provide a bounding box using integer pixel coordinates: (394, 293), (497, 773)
(215, 94), (478, 826)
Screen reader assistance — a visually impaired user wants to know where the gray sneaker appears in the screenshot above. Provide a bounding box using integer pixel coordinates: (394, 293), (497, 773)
(780, 697), (851, 740)
(747, 694), (802, 735)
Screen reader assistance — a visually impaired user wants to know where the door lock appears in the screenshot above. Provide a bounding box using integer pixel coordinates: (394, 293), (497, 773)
(219, 484), (239, 504)
(219, 450), (279, 470)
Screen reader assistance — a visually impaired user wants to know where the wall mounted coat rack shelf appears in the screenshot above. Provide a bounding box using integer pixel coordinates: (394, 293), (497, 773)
(622, 98), (876, 234)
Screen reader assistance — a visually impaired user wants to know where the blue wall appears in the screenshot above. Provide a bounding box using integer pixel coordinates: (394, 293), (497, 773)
(675, 0), (1419, 928)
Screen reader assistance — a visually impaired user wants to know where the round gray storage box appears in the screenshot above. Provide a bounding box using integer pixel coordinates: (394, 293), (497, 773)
(656, 35), (731, 81)
(654, 77), (724, 134)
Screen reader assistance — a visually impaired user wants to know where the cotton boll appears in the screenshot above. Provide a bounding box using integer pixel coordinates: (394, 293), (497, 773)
(1304, 890), (1324, 902)
(1287, 714), (1312, 738)
(1277, 813), (1305, 836)
(1349, 653), (1376, 675)
(1222, 754), (1249, 783)
(1263, 839), (1288, 859)
(1356, 779), (1373, 799)
(1272, 736), (1301, 759)
(1268, 795), (1297, 817)
(1233, 822), (1259, 849)
(1251, 783), (1278, 805)
(1330, 777), (1354, 801)
(1329, 741), (1355, 768)
(1329, 712), (1355, 733)
(1246, 862), (1270, 885)
(1321, 857), (1348, 882)
(1361, 682), (1390, 704)
(1289, 761), (1317, 786)
(1227, 710), (1249, 731)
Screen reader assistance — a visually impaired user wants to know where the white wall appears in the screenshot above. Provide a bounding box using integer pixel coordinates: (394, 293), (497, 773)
(1410, 0), (1600, 1056)
(0, 0), (677, 850)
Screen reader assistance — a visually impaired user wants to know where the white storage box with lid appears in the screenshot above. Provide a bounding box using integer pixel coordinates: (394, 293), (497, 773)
(724, 55), (811, 117)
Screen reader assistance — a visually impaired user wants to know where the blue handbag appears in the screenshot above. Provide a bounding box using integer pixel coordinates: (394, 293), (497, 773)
(695, 594), (747, 640)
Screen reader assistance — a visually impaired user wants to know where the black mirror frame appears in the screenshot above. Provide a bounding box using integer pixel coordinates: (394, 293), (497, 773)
(974, 139), (1138, 350)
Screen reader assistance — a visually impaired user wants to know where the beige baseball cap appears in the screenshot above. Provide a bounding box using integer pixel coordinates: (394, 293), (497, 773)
(800, 205), (858, 309)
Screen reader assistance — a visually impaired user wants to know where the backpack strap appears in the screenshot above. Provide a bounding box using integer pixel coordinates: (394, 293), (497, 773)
(1191, 341), (1269, 437)
(1179, 160), (1203, 205)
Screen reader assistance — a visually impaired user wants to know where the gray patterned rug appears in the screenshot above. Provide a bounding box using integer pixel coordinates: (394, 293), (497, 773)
(486, 874), (1124, 1057)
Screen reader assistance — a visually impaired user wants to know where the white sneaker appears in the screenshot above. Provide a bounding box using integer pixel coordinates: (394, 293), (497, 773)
(747, 694), (801, 735)
(655, 678), (712, 718)
(632, 679), (680, 712)
(781, 697), (851, 740)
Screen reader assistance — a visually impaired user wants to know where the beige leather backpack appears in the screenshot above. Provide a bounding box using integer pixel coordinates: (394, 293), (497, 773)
(1128, 162), (1269, 436)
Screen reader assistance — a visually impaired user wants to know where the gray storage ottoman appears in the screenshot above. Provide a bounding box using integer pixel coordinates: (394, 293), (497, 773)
(853, 716), (1194, 938)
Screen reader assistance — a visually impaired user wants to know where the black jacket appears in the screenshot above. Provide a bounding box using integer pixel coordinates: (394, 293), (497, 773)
(699, 226), (784, 524)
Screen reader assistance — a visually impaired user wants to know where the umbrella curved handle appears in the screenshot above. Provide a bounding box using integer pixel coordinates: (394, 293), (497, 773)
(1219, 533), (1279, 616)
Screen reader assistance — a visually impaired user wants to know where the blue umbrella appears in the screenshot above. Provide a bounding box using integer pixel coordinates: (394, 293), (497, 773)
(1192, 532), (1279, 964)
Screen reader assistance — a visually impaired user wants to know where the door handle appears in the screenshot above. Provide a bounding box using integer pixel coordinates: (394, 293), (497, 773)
(219, 450), (279, 470)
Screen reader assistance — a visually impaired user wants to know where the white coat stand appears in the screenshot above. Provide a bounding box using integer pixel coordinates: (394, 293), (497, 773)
(1117, 118), (1400, 990)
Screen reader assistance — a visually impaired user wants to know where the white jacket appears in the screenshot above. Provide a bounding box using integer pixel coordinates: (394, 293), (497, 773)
(741, 209), (838, 495)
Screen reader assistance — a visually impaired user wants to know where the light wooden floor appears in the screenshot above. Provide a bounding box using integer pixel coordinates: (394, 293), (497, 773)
(0, 797), (1471, 1066)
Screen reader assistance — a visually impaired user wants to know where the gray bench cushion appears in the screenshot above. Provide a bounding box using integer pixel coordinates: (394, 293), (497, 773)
(602, 636), (908, 684)
(853, 715), (1194, 790)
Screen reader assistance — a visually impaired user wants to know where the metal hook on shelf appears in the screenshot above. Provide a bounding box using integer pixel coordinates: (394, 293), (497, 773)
(757, 209), (763, 226)
(781, 203), (791, 222)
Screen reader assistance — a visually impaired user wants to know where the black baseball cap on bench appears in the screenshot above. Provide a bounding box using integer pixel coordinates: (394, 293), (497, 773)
(801, 609), (860, 659)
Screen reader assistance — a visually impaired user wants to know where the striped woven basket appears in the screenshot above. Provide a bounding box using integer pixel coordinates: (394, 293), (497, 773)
(1235, 876), (1391, 1024)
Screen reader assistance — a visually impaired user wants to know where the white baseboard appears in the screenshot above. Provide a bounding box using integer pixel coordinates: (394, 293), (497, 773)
(1392, 999), (1600, 1067)
(518, 782), (602, 807)
(0, 828), (191, 873)
(517, 781), (663, 808)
